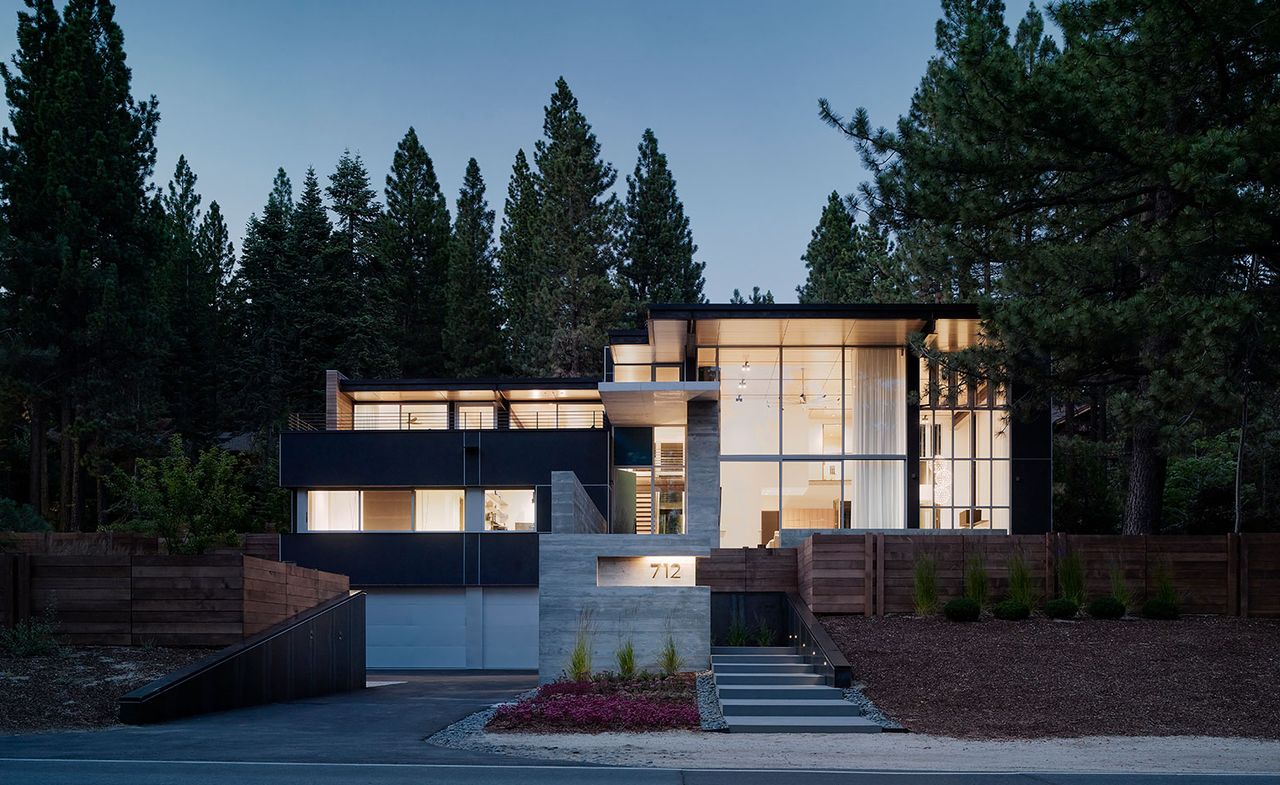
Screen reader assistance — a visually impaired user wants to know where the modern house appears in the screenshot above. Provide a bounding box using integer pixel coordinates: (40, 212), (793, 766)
(278, 303), (1051, 673)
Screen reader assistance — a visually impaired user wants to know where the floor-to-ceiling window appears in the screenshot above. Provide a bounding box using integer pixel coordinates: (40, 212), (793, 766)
(713, 345), (908, 546)
(918, 358), (1011, 530)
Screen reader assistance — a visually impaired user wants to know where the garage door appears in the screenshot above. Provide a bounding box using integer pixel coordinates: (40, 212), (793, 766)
(365, 587), (537, 669)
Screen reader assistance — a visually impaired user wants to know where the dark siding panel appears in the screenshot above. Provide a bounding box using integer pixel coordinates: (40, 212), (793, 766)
(477, 430), (610, 486)
(1011, 459), (1052, 534)
(280, 432), (465, 487)
(279, 532), (540, 587)
(477, 533), (539, 586)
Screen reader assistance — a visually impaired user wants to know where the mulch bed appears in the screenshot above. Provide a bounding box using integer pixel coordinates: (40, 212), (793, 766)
(823, 615), (1280, 740)
(487, 673), (701, 733)
(0, 646), (210, 733)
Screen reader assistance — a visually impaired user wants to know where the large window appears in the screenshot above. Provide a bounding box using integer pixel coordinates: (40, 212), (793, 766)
(307, 489), (465, 531)
(353, 403), (448, 430)
(415, 489), (464, 531)
(612, 426), (686, 534)
(510, 402), (605, 429)
(484, 489), (536, 532)
(713, 344), (909, 546)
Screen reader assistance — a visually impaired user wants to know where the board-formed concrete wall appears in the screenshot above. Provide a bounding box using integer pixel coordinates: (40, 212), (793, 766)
(685, 399), (720, 547)
(537, 533), (711, 682)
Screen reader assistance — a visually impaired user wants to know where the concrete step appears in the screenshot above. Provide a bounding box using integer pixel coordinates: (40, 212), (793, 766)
(713, 662), (814, 675)
(712, 654), (808, 665)
(711, 646), (796, 655)
(720, 698), (865, 717)
(726, 715), (882, 734)
(715, 672), (826, 686)
(716, 684), (847, 700)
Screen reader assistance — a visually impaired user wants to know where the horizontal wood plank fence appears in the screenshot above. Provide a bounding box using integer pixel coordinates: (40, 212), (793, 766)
(699, 533), (1280, 618)
(1, 532), (281, 560)
(0, 553), (346, 646)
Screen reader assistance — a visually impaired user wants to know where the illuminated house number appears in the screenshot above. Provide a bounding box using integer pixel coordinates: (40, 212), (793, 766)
(650, 562), (682, 580)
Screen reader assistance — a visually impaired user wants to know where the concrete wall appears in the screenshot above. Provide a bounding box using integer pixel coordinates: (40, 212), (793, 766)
(537, 533), (711, 682)
(551, 471), (607, 533)
(685, 399), (721, 547)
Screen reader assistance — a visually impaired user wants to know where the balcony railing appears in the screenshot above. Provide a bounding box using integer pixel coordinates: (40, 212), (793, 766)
(285, 409), (606, 432)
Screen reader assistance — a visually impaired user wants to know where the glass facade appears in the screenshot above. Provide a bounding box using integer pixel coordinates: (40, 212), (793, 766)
(306, 488), (534, 532)
(712, 345), (908, 546)
(612, 426), (686, 534)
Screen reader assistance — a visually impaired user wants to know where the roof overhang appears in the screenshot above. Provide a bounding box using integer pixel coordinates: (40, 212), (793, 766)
(597, 382), (719, 426)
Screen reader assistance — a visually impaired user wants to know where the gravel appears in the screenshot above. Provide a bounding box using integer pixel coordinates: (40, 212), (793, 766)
(842, 683), (902, 730)
(823, 615), (1280, 739)
(695, 670), (728, 731)
(425, 688), (537, 749)
(0, 646), (210, 733)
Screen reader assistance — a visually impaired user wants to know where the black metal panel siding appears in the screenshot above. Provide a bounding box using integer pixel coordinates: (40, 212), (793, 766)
(279, 429), (610, 489)
(1010, 398), (1053, 534)
(279, 532), (539, 587)
(280, 431), (466, 487)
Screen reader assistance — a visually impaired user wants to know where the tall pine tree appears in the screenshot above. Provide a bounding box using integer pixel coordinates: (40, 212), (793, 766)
(497, 149), (549, 375)
(621, 129), (703, 322)
(379, 128), (451, 376)
(443, 159), (504, 376)
(534, 78), (627, 376)
(290, 167), (333, 404)
(796, 191), (903, 303)
(0, 0), (165, 528)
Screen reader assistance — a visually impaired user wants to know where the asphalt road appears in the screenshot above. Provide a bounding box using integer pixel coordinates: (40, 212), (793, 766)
(0, 759), (1277, 785)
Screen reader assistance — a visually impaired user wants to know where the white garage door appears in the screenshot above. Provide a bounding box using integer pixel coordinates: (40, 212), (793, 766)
(364, 587), (537, 669)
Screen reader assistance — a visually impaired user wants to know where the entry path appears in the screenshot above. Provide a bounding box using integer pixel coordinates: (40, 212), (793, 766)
(0, 670), (543, 766)
(0, 759), (1277, 784)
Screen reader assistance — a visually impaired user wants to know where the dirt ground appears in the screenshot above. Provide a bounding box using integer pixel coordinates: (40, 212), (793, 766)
(823, 615), (1280, 739)
(0, 646), (209, 733)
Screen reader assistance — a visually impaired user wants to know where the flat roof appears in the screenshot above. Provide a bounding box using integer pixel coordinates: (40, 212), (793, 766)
(340, 377), (600, 392)
(643, 302), (981, 320)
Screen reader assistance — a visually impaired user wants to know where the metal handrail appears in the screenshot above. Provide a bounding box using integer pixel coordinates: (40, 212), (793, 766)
(284, 409), (606, 432)
(785, 591), (853, 688)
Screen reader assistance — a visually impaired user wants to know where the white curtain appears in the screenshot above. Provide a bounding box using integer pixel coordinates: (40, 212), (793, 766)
(849, 349), (905, 528)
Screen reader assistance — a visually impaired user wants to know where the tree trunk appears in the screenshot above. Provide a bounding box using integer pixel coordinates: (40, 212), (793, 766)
(1122, 422), (1166, 534)
(58, 397), (72, 531)
(27, 402), (43, 510)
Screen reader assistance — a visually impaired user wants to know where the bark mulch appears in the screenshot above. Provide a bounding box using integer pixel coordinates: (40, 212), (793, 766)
(0, 646), (210, 733)
(823, 615), (1280, 740)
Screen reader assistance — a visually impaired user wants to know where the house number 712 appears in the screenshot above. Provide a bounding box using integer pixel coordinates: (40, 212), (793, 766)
(650, 562), (681, 580)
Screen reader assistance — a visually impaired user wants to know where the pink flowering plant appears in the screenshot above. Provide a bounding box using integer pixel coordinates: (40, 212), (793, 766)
(487, 672), (700, 732)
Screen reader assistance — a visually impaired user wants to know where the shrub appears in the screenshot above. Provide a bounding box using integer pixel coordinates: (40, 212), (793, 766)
(1108, 562), (1132, 611)
(0, 498), (52, 533)
(567, 610), (593, 681)
(963, 556), (988, 607)
(943, 597), (981, 622)
(0, 605), (61, 657)
(1043, 598), (1079, 619)
(750, 616), (775, 647)
(657, 633), (683, 677)
(1057, 551), (1087, 606)
(993, 599), (1031, 621)
(725, 618), (749, 647)
(1141, 598), (1180, 620)
(615, 639), (636, 680)
(1087, 596), (1126, 620)
(913, 554), (939, 615)
(1152, 563), (1179, 605)
(1006, 551), (1037, 607)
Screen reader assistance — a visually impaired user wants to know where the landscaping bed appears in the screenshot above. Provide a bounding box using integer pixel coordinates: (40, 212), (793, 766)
(486, 673), (701, 733)
(0, 646), (209, 733)
(823, 615), (1280, 739)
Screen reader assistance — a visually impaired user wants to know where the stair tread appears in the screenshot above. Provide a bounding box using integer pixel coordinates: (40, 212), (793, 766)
(720, 698), (856, 706)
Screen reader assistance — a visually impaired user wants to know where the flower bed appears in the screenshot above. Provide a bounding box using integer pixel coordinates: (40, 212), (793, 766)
(486, 673), (701, 733)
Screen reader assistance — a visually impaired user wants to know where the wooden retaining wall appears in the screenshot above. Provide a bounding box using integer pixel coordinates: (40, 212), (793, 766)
(700, 533), (1280, 618)
(0, 553), (346, 646)
(1, 531), (281, 561)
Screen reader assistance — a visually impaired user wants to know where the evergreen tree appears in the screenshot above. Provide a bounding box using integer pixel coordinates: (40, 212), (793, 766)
(380, 128), (452, 376)
(325, 151), (396, 378)
(497, 149), (549, 375)
(0, 0), (164, 529)
(730, 286), (774, 304)
(796, 191), (904, 303)
(443, 159), (504, 376)
(621, 129), (703, 321)
(290, 167), (333, 405)
(533, 78), (627, 376)
(822, 0), (1280, 533)
(194, 199), (235, 430)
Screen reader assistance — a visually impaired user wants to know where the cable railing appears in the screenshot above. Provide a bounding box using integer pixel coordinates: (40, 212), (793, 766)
(285, 409), (607, 432)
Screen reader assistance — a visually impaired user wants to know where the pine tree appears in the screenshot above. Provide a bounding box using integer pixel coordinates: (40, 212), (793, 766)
(534, 78), (627, 376)
(380, 128), (452, 376)
(796, 191), (904, 303)
(729, 287), (774, 304)
(443, 159), (505, 376)
(195, 199), (235, 430)
(621, 129), (704, 322)
(497, 149), (549, 375)
(0, 0), (165, 528)
(325, 151), (396, 378)
(290, 168), (333, 406)
(822, 0), (1280, 533)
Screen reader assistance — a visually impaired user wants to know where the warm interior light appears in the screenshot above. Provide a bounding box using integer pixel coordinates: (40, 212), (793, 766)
(735, 394), (743, 403)
(737, 378), (747, 389)
(741, 361), (751, 373)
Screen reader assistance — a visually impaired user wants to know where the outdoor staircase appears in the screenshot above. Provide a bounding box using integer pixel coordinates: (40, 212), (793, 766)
(712, 646), (881, 733)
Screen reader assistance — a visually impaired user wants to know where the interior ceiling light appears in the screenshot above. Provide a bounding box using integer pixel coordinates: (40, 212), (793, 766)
(799, 392), (807, 405)
(737, 378), (747, 389)
(734, 394), (743, 403)
(741, 360), (751, 373)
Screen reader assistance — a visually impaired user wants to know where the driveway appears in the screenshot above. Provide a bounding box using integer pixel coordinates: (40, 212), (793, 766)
(0, 670), (541, 765)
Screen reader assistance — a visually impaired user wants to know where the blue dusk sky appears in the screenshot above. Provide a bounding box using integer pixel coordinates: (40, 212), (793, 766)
(0, 1), (1031, 301)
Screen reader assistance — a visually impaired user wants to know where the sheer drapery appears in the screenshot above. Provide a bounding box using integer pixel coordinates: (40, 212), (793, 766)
(847, 349), (905, 527)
